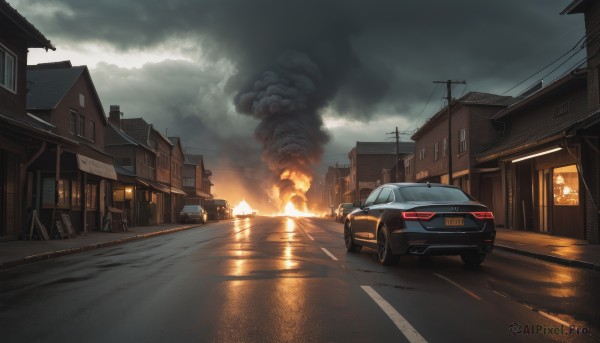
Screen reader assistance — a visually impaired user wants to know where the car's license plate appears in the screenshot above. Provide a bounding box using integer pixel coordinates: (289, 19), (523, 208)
(445, 217), (464, 226)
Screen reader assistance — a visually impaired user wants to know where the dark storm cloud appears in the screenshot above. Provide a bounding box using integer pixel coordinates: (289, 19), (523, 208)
(19, 0), (584, 120)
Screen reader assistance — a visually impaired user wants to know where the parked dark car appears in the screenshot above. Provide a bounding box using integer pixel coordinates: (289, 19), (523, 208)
(335, 203), (357, 222)
(178, 205), (207, 224)
(344, 183), (495, 266)
(205, 199), (232, 221)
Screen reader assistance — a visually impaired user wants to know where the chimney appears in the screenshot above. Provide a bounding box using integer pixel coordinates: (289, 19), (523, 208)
(109, 105), (122, 128)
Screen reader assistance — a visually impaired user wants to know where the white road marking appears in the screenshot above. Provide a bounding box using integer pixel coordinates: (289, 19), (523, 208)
(361, 286), (428, 343)
(321, 247), (338, 261)
(434, 273), (482, 301)
(538, 311), (571, 327)
(306, 232), (314, 241)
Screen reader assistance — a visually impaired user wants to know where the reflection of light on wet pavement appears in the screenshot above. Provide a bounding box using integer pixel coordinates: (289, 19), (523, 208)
(274, 276), (307, 342)
(282, 218), (297, 269)
(233, 218), (251, 241)
(216, 217), (308, 341)
(546, 264), (576, 298)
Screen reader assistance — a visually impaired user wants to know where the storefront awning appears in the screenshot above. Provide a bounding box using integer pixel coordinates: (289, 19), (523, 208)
(77, 154), (117, 180)
(135, 178), (170, 193)
(171, 187), (187, 195)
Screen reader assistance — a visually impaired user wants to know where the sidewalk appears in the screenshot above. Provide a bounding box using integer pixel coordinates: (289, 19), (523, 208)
(494, 228), (600, 271)
(1, 222), (599, 271)
(0, 223), (199, 270)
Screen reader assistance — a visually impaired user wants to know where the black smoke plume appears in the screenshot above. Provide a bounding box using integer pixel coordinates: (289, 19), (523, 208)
(235, 51), (329, 209)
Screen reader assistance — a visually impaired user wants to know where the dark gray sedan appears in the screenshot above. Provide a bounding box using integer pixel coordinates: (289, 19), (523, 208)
(178, 205), (208, 224)
(344, 183), (495, 266)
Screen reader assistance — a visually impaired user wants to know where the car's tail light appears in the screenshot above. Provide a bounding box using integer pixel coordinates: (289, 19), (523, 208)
(471, 212), (494, 220)
(402, 212), (435, 221)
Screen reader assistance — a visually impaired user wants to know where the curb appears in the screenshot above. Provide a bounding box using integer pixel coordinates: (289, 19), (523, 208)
(494, 244), (600, 271)
(0, 224), (198, 271)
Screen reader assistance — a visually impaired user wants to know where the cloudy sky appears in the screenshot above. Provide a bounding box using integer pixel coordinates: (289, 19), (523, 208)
(13, 0), (585, 207)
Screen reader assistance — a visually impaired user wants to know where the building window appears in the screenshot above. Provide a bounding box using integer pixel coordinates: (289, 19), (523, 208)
(183, 177), (195, 187)
(90, 120), (96, 142)
(419, 148), (427, 160)
(458, 129), (467, 154)
(0, 44), (17, 93)
(555, 102), (569, 118)
(79, 93), (85, 107)
(69, 111), (77, 134)
(442, 138), (447, 157)
(78, 114), (85, 137)
(553, 165), (579, 206)
(434, 142), (439, 161)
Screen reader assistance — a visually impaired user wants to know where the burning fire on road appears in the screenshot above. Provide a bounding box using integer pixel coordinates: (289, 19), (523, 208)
(232, 200), (257, 218)
(232, 198), (317, 218)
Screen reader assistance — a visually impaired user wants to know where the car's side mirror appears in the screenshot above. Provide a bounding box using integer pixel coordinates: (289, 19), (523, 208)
(353, 201), (362, 208)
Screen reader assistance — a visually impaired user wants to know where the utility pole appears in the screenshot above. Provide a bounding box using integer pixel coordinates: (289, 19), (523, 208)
(433, 80), (466, 184)
(387, 127), (411, 182)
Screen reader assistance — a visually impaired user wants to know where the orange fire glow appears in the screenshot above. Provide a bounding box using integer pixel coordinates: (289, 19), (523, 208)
(276, 201), (315, 217)
(232, 200), (257, 217)
(280, 170), (312, 193)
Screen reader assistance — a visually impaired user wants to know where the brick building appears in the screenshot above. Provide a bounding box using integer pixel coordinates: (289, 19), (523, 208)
(346, 141), (415, 202)
(26, 61), (116, 234)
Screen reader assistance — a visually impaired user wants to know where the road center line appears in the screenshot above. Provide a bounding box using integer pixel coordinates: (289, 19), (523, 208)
(321, 247), (338, 261)
(433, 273), (481, 301)
(361, 286), (428, 343)
(538, 311), (571, 327)
(306, 232), (314, 241)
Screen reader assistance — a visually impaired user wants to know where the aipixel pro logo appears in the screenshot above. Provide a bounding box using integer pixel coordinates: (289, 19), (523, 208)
(508, 322), (590, 336)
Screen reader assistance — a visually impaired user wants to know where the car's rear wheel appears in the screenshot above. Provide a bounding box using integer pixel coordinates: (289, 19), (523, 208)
(461, 252), (486, 266)
(377, 225), (398, 265)
(344, 221), (361, 253)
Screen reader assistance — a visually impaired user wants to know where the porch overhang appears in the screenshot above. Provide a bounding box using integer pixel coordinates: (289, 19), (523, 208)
(77, 154), (117, 180)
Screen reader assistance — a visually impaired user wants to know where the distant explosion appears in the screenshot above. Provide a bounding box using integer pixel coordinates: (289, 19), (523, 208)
(235, 51), (329, 211)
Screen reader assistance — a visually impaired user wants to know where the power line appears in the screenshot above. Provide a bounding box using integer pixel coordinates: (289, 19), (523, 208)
(502, 30), (591, 95)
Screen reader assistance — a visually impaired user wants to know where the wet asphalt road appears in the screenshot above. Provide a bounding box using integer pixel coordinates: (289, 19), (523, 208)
(0, 216), (598, 342)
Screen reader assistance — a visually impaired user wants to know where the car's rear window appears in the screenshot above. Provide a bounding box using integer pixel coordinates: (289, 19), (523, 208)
(341, 203), (354, 209)
(398, 186), (471, 202)
(182, 205), (201, 211)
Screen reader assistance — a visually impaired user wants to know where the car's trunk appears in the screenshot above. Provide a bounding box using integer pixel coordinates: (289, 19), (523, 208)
(406, 203), (491, 231)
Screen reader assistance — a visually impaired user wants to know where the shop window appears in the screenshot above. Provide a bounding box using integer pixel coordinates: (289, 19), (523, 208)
(86, 184), (98, 209)
(553, 165), (579, 206)
(71, 180), (81, 208)
(42, 178), (70, 208)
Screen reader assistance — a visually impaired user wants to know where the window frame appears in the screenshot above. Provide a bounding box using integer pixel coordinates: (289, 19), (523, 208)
(78, 114), (85, 138)
(0, 43), (17, 93)
(90, 120), (96, 142)
(69, 110), (77, 134)
(458, 129), (467, 154)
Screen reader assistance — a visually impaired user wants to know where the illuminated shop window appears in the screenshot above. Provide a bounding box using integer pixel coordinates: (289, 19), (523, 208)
(553, 165), (579, 206)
